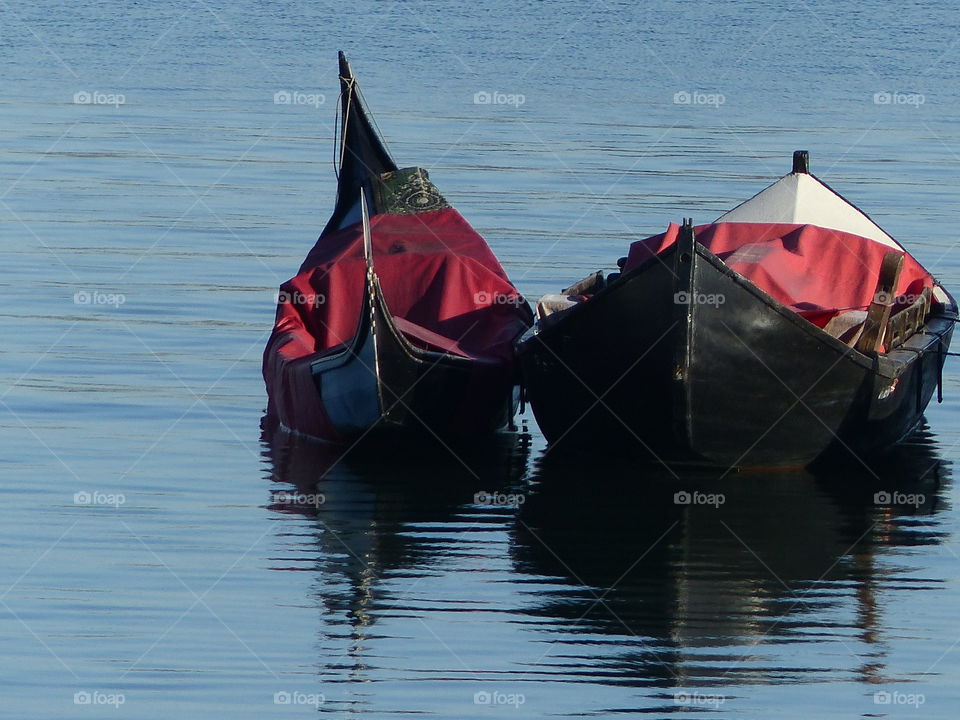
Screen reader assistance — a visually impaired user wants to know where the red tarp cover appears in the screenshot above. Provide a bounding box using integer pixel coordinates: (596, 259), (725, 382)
(263, 208), (529, 438)
(624, 222), (936, 326)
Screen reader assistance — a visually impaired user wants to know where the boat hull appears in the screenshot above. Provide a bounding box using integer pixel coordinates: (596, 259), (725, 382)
(263, 53), (530, 444)
(302, 278), (517, 443)
(518, 239), (954, 468)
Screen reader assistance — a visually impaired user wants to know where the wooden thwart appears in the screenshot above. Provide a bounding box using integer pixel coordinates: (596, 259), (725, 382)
(855, 251), (904, 354)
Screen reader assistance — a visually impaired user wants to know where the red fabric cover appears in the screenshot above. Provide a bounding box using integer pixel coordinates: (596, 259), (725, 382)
(624, 222), (936, 326)
(263, 208), (529, 438)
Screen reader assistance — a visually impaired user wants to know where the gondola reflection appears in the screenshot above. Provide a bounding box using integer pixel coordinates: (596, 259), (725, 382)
(260, 416), (532, 647)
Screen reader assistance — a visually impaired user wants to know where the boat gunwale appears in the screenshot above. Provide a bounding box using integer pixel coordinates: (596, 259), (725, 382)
(519, 235), (956, 380)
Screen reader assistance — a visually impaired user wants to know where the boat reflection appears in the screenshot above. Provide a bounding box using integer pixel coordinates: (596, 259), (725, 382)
(260, 416), (949, 711)
(511, 429), (949, 692)
(261, 416), (532, 631)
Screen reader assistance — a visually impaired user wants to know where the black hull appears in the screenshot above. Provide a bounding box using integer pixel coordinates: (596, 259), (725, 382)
(313, 275), (516, 441)
(518, 234), (955, 468)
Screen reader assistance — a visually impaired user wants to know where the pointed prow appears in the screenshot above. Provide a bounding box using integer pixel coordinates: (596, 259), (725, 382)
(338, 50), (353, 82)
(322, 52), (398, 236)
(337, 51), (357, 170)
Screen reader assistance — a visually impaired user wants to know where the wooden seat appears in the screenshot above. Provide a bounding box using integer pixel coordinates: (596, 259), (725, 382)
(855, 251), (904, 354)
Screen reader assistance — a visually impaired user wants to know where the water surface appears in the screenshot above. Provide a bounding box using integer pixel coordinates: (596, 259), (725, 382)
(3, 0), (960, 716)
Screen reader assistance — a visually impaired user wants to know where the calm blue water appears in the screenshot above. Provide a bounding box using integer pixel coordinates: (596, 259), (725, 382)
(3, 0), (960, 717)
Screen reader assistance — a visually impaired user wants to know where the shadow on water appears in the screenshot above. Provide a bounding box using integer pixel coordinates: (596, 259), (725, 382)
(260, 415), (950, 711)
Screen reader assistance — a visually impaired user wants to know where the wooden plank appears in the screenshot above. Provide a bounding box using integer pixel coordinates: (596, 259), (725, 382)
(855, 252), (905, 354)
(885, 287), (931, 350)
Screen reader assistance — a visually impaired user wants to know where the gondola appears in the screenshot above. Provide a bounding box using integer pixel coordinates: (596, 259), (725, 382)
(517, 151), (956, 468)
(263, 52), (532, 442)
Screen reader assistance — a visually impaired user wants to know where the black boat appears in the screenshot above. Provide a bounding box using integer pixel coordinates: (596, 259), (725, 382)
(264, 53), (532, 442)
(517, 152), (956, 468)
